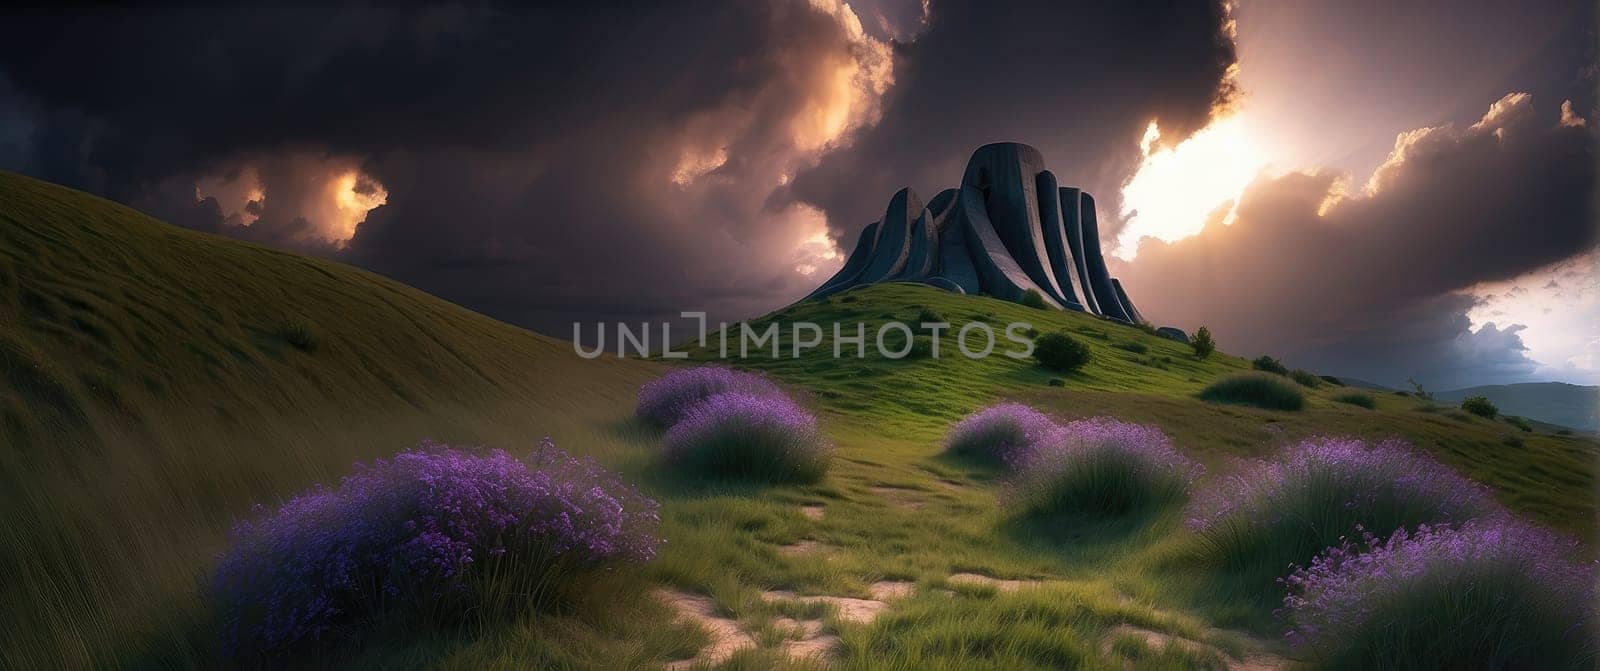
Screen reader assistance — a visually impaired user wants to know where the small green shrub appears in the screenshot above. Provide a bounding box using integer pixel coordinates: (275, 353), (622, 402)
(916, 308), (945, 323)
(1019, 289), (1048, 309)
(1117, 341), (1149, 354)
(1199, 373), (1305, 411)
(1034, 332), (1091, 373)
(1504, 416), (1532, 432)
(1318, 375), (1344, 386)
(1136, 356), (1170, 370)
(1252, 355), (1288, 375)
(1190, 326), (1215, 360)
(280, 321), (319, 352)
(839, 295), (858, 303)
(1289, 369), (1322, 388)
(1461, 395), (1498, 419)
(1333, 392), (1376, 409)
(1047, 378), (1065, 387)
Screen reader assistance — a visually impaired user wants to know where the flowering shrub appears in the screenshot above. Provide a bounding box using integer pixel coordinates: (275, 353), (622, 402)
(943, 403), (1059, 467)
(213, 440), (660, 661)
(636, 365), (780, 428)
(1005, 419), (1202, 516)
(1281, 520), (1597, 668)
(662, 391), (831, 481)
(1187, 437), (1499, 584)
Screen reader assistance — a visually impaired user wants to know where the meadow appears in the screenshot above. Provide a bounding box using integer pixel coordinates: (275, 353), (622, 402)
(1, 170), (1594, 669)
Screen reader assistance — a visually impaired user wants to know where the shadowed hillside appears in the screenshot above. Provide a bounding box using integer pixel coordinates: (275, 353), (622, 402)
(0, 171), (663, 667)
(1436, 382), (1600, 432)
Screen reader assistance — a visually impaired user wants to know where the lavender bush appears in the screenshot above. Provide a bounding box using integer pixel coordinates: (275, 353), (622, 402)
(636, 365), (780, 428)
(213, 440), (660, 661)
(1186, 437), (1500, 587)
(1006, 419), (1202, 517)
(1281, 520), (1597, 668)
(662, 391), (831, 482)
(943, 403), (1059, 467)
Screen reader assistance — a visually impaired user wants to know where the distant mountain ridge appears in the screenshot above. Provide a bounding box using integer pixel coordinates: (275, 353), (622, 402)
(1434, 382), (1599, 431)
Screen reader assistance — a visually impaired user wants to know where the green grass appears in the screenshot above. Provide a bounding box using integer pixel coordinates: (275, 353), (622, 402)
(1332, 392), (1376, 409)
(1198, 372), (1306, 411)
(1, 171), (1595, 669)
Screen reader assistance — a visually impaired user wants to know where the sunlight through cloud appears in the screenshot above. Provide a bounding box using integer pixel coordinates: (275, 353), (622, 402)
(1116, 115), (1267, 258)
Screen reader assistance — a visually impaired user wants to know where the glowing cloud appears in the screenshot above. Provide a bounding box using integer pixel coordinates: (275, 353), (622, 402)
(1116, 114), (1267, 258)
(788, 204), (843, 277)
(324, 171), (388, 244)
(193, 154), (387, 248)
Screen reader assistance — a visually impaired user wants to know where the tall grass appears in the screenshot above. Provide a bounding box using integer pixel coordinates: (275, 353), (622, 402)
(661, 391), (831, 482)
(635, 365), (780, 428)
(942, 403), (1058, 467)
(1281, 520), (1596, 669)
(1186, 437), (1501, 592)
(1332, 392), (1375, 409)
(1198, 372), (1305, 411)
(1005, 418), (1202, 518)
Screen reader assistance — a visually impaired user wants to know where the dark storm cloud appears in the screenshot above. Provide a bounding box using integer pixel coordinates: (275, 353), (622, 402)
(0, 2), (898, 328)
(1118, 94), (1598, 388)
(0, 1), (1239, 335)
(782, 0), (1238, 242)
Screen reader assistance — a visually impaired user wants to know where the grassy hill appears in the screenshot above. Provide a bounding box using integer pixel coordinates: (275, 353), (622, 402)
(702, 284), (1595, 533)
(1, 171), (1594, 669)
(0, 171), (666, 667)
(1435, 382), (1600, 432)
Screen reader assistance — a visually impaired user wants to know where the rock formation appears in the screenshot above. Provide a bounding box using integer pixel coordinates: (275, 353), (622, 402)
(1155, 327), (1190, 344)
(807, 142), (1148, 324)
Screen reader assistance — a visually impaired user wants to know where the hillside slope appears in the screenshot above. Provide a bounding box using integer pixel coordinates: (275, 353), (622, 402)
(694, 283), (1596, 533)
(0, 171), (662, 667)
(1436, 382), (1599, 431)
(1, 171), (1594, 670)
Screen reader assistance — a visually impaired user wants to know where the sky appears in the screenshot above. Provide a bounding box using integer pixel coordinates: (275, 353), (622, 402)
(0, 1), (1594, 389)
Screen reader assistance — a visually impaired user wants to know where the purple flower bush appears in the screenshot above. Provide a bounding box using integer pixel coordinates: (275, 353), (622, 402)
(1186, 437), (1501, 586)
(1281, 520), (1597, 668)
(943, 403), (1059, 467)
(636, 365), (781, 428)
(213, 439), (660, 661)
(1005, 419), (1203, 516)
(662, 391), (831, 482)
